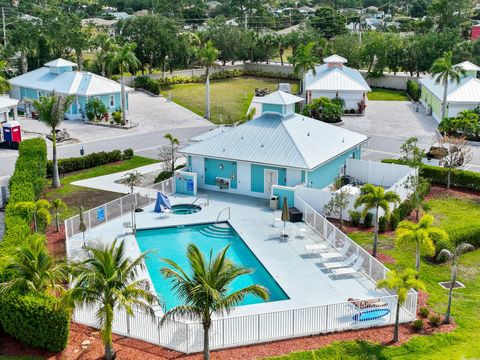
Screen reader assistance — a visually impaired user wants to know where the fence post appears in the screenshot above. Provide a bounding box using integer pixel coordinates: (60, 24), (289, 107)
(104, 205), (108, 222)
(324, 304), (329, 332)
(126, 311), (131, 335)
(185, 322), (189, 353)
(291, 309), (295, 336)
(120, 197), (123, 215)
(222, 318), (225, 347)
(257, 314), (261, 342)
(88, 211), (91, 230)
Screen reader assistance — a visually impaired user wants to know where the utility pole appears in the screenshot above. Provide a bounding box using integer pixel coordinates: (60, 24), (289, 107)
(2, 8), (6, 48)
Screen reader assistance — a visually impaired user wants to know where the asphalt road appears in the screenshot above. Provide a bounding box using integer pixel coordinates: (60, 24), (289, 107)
(0, 125), (214, 177)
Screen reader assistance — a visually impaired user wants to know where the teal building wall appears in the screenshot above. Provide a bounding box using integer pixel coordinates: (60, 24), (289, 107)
(204, 157), (237, 189)
(251, 164), (287, 193)
(307, 147), (361, 189)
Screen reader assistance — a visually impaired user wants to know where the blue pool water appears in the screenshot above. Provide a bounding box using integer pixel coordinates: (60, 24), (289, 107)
(136, 223), (289, 310)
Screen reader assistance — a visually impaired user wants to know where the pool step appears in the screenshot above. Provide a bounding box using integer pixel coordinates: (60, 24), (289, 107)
(199, 224), (235, 238)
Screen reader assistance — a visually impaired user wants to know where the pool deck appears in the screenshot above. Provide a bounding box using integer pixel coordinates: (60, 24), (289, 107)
(68, 190), (387, 319)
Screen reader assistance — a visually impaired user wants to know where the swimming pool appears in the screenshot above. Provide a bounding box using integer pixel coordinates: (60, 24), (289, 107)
(136, 223), (289, 310)
(171, 204), (202, 215)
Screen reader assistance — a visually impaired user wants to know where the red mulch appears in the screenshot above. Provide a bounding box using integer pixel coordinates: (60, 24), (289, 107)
(45, 224), (66, 258)
(424, 185), (480, 201)
(1, 314), (456, 360)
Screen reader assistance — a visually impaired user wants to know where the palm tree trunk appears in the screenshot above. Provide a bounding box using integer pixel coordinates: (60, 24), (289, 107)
(441, 80), (449, 120)
(447, 169), (451, 189)
(205, 67), (210, 120)
(101, 62), (106, 77)
(76, 49), (83, 72)
(445, 266), (456, 324)
(393, 300), (400, 342)
(372, 208), (379, 258)
(203, 323), (210, 360)
(52, 130), (61, 188)
(33, 212), (37, 232)
(415, 242), (420, 274)
(20, 51), (28, 74)
(55, 214), (60, 232)
(121, 72), (126, 124)
(105, 342), (115, 360)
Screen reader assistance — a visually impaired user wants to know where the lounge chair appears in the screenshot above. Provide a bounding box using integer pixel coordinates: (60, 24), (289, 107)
(330, 256), (365, 278)
(321, 253), (358, 269)
(318, 240), (351, 259)
(304, 243), (328, 255)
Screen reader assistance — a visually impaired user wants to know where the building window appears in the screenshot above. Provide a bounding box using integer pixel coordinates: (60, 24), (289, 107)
(109, 95), (115, 107)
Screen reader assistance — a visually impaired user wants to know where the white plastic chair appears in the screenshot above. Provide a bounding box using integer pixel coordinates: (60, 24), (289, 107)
(319, 240), (351, 259)
(322, 253), (358, 269)
(331, 256), (365, 278)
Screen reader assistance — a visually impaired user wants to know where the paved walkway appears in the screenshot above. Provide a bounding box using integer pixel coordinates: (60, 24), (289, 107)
(19, 91), (210, 144)
(342, 101), (438, 142)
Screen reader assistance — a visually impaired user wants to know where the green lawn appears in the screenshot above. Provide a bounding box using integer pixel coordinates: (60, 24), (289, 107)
(44, 155), (158, 219)
(267, 193), (480, 359)
(368, 88), (409, 101)
(162, 76), (300, 124)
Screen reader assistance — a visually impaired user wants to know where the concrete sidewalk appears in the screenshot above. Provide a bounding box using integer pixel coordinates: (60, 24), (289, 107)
(71, 163), (164, 194)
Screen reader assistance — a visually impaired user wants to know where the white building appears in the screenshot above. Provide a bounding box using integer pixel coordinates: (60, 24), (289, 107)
(304, 55), (371, 112)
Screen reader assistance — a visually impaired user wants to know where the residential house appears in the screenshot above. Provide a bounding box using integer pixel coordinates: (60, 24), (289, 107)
(81, 17), (118, 36)
(9, 58), (132, 120)
(419, 61), (480, 122)
(304, 55), (371, 111)
(179, 91), (368, 202)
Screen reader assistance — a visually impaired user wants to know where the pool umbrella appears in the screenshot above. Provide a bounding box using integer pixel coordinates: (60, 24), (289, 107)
(281, 196), (290, 238)
(79, 206), (87, 248)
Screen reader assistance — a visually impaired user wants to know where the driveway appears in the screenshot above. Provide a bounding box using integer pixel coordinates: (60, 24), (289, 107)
(342, 101), (438, 142)
(19, 91), (210, 143)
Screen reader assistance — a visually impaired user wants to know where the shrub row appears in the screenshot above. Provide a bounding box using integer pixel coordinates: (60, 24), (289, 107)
(382, 158), (480, 192)
(1, 138), (71, 352)
(131, 69), (300, 88)
(47, 148), (134, 176)
(406, 79), (420, 102)
(0, 292), (70, 352)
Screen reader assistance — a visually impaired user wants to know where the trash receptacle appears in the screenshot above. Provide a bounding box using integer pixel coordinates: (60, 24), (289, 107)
(270, 196), (279, 210)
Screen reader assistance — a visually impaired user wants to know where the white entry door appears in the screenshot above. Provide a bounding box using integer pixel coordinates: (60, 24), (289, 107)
(264, 169), (278, 194)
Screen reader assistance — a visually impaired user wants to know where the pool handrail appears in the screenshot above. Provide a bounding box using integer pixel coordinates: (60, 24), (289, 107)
(215, 206), (231, 223)
(191, 194), (209, 206)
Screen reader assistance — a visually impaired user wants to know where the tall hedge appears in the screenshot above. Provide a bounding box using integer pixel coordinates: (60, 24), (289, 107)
(46, 148), (133, 176)
(0, 292), (70, 352)
(0, 138), (71, 352)
(382, 158), (480, 191)
(406, 80), (420, 101)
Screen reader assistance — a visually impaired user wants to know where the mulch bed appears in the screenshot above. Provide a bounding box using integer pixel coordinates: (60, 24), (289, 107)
(424, 185), (480, 201)
(45, 224), (66, 258)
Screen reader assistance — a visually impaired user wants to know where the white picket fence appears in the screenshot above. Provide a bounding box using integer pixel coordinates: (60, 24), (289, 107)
(70, 191), (417, 354)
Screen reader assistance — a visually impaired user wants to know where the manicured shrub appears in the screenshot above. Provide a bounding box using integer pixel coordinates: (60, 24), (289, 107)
(378, 216), (388, 232)
(429, 314), (442, 327)
(348, 210), (361, 226)
(0, 292), (70, 352)
(133, 76), (161, 95)
(412, 318), (424, 332)
(419, 307), (430, 318)
(447, 225), (480, 248)
(123, 148), (134, 159)
(46, 149), (133, 176)
(363, 213), (373, 228)
(155, 170), (173, 183)
(389, 212), (400, 230)
(407, 80), (420, 101)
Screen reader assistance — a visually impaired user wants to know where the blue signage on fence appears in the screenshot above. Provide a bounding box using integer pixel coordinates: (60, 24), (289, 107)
(97, 207), (105, 222)
(186, 178), (194, 192)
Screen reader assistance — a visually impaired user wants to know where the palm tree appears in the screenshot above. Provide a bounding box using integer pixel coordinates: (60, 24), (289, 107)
(437, 242), (474, 324)
(289, 42), (319, 93)
(197, 41), (219, 120)
(377, 268), (425, 343)
(33, 92), (73, 188)
(51, 198), (67, 232)
(14, 199), (51, 232)
(122, 170), (144, 194)
(0, 234), (68, 295)
(164, 133), (179, 174)
(161, 244), (269, 360)
(0, 60), (11, 93)
(354, 184), (400, 258)
(62, 239), (157, 360)
(396, 214), (448, 275)
(430, 51), (465, 121)
(109, 43), (141, 124)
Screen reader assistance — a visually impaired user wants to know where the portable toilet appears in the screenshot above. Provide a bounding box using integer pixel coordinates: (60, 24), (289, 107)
(2, 121), (22, 144)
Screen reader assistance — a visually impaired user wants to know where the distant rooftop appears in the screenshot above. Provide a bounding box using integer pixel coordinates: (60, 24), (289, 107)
(454, 61), (480, 72)
(44, 58), (77, 67)
(323, 55), (348, 64)
(254, 91), (303, 105)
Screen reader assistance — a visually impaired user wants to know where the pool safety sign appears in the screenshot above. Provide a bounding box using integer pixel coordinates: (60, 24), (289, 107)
(97, 207), (105, 222)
